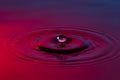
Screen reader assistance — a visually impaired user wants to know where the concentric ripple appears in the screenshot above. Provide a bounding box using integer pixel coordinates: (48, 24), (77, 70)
(9, 27), (120, 65)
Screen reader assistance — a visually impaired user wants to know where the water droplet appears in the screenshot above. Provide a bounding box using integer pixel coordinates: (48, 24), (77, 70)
(57, 35), (67, 43)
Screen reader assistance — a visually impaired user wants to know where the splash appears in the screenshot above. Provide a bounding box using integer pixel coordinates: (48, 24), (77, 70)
(8, 27), (120, 65)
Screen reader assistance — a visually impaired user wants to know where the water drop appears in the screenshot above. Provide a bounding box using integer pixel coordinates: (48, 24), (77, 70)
(57, 35), (68, 43)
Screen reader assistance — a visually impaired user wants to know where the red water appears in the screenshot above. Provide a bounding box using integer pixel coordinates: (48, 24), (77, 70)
(0, 0), (120, 80)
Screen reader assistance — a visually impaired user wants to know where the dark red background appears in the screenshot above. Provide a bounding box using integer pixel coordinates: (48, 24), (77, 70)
(0, 0), (120, 80)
